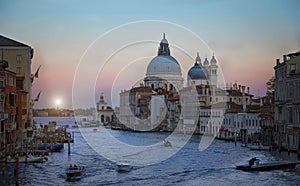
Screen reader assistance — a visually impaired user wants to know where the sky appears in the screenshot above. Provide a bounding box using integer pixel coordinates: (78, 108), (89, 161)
(0, 0), (299, 109)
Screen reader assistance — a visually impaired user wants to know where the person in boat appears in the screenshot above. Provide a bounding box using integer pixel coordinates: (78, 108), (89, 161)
(249, 157), (257, 166)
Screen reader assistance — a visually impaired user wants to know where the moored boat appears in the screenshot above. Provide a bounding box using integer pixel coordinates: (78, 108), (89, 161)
(35, 143), (64, 152)
(66, 165), (85, 179)
(7, 154), (48, 163)
(250, 145), (271, 151)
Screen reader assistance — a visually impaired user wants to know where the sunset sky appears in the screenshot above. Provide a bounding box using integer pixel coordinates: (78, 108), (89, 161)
(1, 0), (299, 109)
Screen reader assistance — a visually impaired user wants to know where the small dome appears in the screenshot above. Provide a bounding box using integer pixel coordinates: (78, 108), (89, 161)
(146, 55), (182, 76)
(188, 63), (207, 80)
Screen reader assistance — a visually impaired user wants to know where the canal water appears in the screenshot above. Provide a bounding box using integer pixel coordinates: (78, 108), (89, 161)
(1, 117), (300, 185)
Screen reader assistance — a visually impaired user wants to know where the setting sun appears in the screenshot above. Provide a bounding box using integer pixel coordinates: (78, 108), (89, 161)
(55, 99), (61, 107)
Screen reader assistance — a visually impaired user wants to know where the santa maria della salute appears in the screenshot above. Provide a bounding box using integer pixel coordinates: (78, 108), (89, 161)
(115, 34), (261, 138)
(144, 33), (218, 91)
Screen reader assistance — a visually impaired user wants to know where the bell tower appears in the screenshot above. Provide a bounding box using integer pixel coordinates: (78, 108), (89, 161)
(209, 55), (218, 87)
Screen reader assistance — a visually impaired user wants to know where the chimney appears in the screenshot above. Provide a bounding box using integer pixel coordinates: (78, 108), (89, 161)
(238, 85), (241, 92)
(247, 87), (250, 94)
(283, 55), (287, 62)
(276, 59), (280, 65)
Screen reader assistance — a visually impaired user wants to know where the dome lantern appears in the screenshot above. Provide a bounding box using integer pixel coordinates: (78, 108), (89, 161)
(157, 33), (170, 56)
(195, 52), (201, 65)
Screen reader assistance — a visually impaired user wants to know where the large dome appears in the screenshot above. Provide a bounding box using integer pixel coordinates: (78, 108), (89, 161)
(146, 55), (182, 76)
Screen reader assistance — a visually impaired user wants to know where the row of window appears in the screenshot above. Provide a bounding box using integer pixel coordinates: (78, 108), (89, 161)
(223, 118), (260, 127)
(200, 111), (223, 117)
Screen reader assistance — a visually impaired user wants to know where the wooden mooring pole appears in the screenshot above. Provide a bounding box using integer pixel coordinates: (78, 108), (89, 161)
(1, 141), (6, 175)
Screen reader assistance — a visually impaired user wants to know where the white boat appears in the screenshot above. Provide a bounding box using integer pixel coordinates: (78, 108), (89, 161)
(241, 143), (248, 147)
(7, 154), (48, 163)
(116, 161), (132, 172)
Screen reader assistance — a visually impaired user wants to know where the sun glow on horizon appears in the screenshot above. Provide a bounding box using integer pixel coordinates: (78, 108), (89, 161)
(55, 99), (62, 108)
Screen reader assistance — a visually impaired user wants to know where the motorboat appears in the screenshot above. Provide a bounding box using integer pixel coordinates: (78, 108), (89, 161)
(236, 158), (300, 171)
(116, 161), (132, 172)
(7, 154), (48, 163)
(66, 165), (85, 179)
(163, 140), (172, 147)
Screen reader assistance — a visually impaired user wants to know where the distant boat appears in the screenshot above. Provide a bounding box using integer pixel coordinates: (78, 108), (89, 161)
(163, 140), (172, 147)
(236, 160), (300, 171)
(116, 161), (132, 172)
(7, 154), (48, 163)
(250, 145), (271, 151)
(66, 165), (85, 179)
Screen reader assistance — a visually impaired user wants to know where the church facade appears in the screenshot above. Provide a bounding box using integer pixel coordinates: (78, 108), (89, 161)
(118, 34), (261, 137)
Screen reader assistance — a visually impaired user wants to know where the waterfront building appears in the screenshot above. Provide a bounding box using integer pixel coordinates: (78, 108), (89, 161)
(0, 60), (17, 155)
(0, 35), (34, 150)
(274, 51), (300, 152)
(260, 95), (275, 146)
(222, 102), (261, 141)
(96, 93), (114, 125)
(119, 86), (153, 130)
(199, 102), (225, 136)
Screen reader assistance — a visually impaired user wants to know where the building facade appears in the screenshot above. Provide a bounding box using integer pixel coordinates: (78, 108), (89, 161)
(0, 60), (17, 155)
(274, 51), (300, 152)
(0, 35), (34, 148)
(260, 95), (275, 146)
(96, 93), (114, 125)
